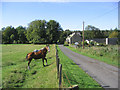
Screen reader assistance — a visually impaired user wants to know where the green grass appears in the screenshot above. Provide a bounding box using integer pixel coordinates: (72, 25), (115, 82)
(66, 45), (118, 67)
(57, 46), (102, 88)
(2, 44), (58, 88)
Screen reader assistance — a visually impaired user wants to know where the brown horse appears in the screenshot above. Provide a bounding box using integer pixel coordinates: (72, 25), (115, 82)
(26, 45), (50, 69)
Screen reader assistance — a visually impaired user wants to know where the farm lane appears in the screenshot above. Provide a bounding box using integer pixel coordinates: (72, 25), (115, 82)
(58, 45), (118, 88)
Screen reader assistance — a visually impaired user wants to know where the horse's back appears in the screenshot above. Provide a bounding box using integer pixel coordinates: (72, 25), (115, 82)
(33, 50), (43, 59)
(27, 47), (47, 60)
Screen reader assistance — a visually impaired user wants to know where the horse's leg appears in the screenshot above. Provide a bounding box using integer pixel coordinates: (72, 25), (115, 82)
(44, 58), (48, 65)
(42, 58), (45, 67)
(28, 59), (32, 70)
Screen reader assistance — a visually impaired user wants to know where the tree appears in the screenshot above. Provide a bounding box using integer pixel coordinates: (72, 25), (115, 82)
(58, 29), (73, 44)
(16, 26), (27, 43)
(26, 20), (47, 44)
(46, 20), (63, 43)
(109, 31), (118, 38)
(2, 26), (18, 44)
(10, 34), (15, 43)
(85, 25), (104, 39)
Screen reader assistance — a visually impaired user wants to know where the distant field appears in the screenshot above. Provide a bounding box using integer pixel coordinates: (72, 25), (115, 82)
(2, 44), (58, 88)
(66, 45), (118, 67)
(57, 46), (102, 88)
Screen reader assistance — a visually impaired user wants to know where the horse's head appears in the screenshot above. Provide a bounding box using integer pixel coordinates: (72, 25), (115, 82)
(46, 45), (50, 52)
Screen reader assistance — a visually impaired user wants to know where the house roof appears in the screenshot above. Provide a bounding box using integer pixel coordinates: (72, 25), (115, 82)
(66, 32), (81, 39)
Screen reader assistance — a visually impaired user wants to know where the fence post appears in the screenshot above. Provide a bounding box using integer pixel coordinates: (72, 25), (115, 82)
(57, 58), (59, 78)
(56, 45), (59, 78)
(59, 64), (62, 88)
(106, 38), (108, 45)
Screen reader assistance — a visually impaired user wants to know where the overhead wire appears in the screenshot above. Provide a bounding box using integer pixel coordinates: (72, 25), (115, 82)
(86, 5), (119, 22)
(84, 5), (119, 30)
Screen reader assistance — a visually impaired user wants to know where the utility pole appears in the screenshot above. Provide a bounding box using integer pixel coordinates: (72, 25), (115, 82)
(83, 21), (84, 49)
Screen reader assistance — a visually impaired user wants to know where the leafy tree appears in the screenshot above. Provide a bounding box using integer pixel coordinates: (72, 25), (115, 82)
(26, 20), (47, 44)
(16, 26), (27, 43)
(2, 26), (18, 44)
(10, 34), (15, 43)
(108, 28), (119, 38)
(64, 29), (72, 37)
(85, 25), (104, 39)
(46, 20), (63, 43)
(58, 29), (72, 44)
(109, 31), (118, 38)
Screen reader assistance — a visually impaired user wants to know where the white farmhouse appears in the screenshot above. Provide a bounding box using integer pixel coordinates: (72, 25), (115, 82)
(66, 32), (82, 44)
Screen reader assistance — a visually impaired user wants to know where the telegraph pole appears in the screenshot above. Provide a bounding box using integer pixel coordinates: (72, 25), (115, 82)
(83, 21), (84, 49)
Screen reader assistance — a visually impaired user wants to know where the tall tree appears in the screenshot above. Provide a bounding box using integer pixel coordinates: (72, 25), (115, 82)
(2, 26), (18, 44)
(85, 25), (104, 39)
(46, 20), (63, 43)
(109, 28), (119, 38)
(26, 20), (47, 44)
(16, 26), (27, 43)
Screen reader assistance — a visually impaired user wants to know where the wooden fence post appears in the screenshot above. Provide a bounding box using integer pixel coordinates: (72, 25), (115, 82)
(57, 58), (59, 78)
(59, 64), (62, 88)
(56, 46), (59, 78)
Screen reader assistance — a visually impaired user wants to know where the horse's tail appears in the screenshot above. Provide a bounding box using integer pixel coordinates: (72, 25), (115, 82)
(26, 52), (34, 61)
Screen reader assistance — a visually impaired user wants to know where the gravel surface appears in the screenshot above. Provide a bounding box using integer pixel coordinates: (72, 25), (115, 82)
(59, 45), (119, 88)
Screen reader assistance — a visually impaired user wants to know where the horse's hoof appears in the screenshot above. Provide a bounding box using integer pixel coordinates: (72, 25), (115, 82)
(28, 66), (30, 70)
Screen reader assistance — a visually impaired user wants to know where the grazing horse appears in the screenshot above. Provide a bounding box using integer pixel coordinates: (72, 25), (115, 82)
(26, 45), (50, 69)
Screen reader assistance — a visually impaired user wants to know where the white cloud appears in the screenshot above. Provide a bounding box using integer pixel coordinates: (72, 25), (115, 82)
(1, 0), (119, 2)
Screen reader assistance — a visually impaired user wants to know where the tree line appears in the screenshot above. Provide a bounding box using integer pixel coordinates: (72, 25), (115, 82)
(1, 19), (119, 44)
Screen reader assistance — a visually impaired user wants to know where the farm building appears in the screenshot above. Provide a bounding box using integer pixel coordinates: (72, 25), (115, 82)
(66, 32), (82, 44)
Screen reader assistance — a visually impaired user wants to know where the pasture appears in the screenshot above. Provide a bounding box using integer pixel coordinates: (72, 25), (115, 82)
(57, 46), (102, 88)
(2, 44), (58, 88)
(66, 45), (118, 67)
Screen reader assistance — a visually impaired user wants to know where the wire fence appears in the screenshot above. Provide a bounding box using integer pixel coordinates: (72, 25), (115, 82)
(55, 45), (79, 89)
(55, 45), (62, 88)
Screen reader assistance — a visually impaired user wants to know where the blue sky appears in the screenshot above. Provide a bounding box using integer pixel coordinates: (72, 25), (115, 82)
(1, 1), (118, 30)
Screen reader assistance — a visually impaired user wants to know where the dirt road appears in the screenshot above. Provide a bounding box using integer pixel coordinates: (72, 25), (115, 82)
(58, 45), (119, 88)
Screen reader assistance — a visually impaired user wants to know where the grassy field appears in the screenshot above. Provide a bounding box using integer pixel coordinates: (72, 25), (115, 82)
(2, 44), (58, 88)
(66, 45), (118, 67)
(57, 46), (102, 88)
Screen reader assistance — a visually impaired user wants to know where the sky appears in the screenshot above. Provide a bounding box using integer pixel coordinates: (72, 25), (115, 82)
(0, 0), (119, 31)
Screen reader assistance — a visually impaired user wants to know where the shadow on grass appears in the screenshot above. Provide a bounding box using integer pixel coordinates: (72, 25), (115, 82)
(47, 57), (53, 59)
(71, 63), (80, 65)
(45, 62), (55, 67)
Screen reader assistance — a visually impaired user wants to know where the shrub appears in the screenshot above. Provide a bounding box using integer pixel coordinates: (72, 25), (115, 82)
(13, 40), (16, 44)
(89, 40), (94, 46)
(96, 43), (106, 46)
(64, 41), (69, 46)
(17, 40), (21, 44)
(82, 41), (88, 46)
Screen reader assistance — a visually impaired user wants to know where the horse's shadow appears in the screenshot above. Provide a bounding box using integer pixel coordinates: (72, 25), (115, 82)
(47, 57), (52, 59)
(45, 62), (54, 67)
